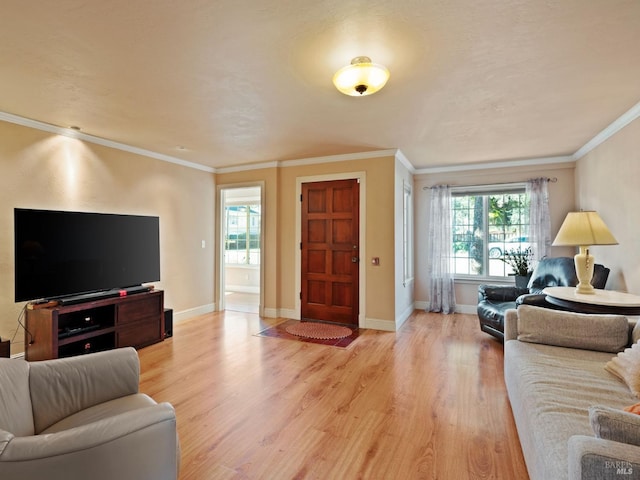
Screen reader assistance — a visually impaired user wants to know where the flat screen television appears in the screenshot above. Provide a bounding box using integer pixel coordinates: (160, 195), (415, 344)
(14, 208), (160, 303)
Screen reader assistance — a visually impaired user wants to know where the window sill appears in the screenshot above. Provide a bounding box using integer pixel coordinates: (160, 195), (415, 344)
(454, 275), (515, 285)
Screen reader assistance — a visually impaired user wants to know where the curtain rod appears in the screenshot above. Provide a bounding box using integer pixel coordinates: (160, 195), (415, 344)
(422, 177), (557, 190)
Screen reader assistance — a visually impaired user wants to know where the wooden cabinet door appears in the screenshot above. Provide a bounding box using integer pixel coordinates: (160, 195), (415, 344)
(301, 179), (359, 326)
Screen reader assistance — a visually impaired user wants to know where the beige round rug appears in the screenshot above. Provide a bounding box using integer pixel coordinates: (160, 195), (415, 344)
(285, 322), (353, 340)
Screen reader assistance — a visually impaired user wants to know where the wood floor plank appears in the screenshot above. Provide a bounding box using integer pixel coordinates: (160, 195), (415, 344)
(138, 310), (529, 479)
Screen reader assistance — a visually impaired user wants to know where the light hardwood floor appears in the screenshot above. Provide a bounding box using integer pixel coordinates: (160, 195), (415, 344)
(138, 310), (529, 480)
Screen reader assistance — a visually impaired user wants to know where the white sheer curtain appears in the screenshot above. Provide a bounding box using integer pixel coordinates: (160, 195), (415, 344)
(427, 185), (456, 314)
(527, 178), (551, 264)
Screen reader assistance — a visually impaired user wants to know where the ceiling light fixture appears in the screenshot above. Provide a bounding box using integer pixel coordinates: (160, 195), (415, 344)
(332, 56), (390, 97)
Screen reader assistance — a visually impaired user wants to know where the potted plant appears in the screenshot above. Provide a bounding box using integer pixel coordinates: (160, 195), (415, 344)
(502, 247), (533, 288)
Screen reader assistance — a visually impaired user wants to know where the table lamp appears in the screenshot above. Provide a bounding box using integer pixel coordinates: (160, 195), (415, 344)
(552, 211), (618, 294)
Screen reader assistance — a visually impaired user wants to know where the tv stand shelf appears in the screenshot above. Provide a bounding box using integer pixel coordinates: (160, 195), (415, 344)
(25, 290), (164, 361)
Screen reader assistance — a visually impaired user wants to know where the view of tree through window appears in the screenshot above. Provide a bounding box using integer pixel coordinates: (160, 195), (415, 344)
(224, 205), (261, 265)
(451, 189), (529, 276)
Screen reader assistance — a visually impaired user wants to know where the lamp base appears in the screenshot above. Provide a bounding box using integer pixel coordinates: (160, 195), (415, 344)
(574, 247), (595, 295)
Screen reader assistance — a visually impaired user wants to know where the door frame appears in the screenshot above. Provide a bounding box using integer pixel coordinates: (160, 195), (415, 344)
(295, 172), (366, 327)
(217, 181), (265, 316)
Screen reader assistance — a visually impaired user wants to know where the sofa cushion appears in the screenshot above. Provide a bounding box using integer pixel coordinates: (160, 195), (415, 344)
(590, 405), (640, 447)
(516, 305), (628, 353)
(605, 342), (640, 397)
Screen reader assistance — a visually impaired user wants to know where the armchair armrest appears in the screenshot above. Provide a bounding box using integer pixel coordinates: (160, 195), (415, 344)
(0, 404), (178, 480)
(29, 347), (140, 433)
(0, 403), (174, 462)
(568, 435), (640, 480)
(515, 293), (549, 308)
(478, 284), (529, 302)
(504, 309), (519, 341)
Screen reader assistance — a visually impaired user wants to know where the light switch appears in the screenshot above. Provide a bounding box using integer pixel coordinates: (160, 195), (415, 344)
(201, 240), (206, 248)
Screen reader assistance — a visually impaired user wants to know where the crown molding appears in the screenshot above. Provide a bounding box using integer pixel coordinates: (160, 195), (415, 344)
(4, 95), (640, 175)
(0, 111), (215, 173)
(214, 149), (403, 174)
(572, 99), (640, 160)
(279, 149), (398, 168)
(394, 149), (415, 173)
(413, 155), (574, 175)
(215, 161), (280, 174)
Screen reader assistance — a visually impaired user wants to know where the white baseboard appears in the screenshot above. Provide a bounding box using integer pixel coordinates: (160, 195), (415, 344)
(225, 286), (260, 294)
(174, 303), (216, 323)
(414, 301), (476, 315)
(252, 307), (298, 319)
(362, 317), (396, 331)
(414, 301), (428, 310)
(395, 304), (416, 331)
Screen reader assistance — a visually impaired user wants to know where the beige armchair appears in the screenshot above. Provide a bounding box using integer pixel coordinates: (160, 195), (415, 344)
(0, 347), (179, 480)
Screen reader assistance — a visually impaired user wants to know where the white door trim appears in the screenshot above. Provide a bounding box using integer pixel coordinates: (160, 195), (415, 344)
(217, 182), (265, 317)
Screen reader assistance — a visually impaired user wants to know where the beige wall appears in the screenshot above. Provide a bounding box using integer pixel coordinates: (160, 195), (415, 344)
(0, 121), (215, 355)
(216, 155), (399, 327)
(575, 117), (640, 293)
(414, 162), (576, 310)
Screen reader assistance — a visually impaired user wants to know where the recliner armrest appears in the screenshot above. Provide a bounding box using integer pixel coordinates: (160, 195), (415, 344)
(0, 403), (178, 480)
(0, 430), (13, 457)
(515, 293), (549, 307)
(478, 284), (529, 302)
(0, 403), (175, 462)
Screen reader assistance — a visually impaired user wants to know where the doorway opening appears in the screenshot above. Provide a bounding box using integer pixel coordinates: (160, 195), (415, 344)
(220, 186), (262, 314)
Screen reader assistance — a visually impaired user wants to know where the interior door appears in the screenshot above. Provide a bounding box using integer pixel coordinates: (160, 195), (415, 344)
(301, 179), (359, 326)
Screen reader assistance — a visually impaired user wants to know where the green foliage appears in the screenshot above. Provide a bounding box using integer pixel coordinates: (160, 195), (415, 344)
(501, 247), (533, 276)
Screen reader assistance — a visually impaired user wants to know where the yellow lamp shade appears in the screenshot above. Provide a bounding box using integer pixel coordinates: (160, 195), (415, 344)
(552, 211), (618, 246)
(333, 56), (390, 96)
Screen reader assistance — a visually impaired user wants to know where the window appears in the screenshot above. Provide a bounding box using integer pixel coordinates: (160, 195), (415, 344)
(224, 204), (261, 265)
(451, 186), (529, 277)
(402, 182), (413, 285)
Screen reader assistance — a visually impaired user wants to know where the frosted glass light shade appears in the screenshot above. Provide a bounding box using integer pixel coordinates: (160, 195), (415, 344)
(333, 56), (390, 96)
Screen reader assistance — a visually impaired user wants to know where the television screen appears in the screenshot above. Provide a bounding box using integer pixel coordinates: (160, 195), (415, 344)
(14, 208), (160, 302)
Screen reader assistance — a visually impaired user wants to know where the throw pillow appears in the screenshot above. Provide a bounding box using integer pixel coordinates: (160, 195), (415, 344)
(624, 403), (640, 415)
(590, 405), (640, 446)
(517, 305), (629, 353)
(606, 342), (640, 397)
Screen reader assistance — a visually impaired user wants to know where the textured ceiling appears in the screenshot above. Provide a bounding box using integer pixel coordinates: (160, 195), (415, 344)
(1, 0), (639, 170)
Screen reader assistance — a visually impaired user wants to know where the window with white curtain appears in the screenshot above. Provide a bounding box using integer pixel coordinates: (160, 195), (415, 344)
(402, 182), (413, 285)
(450, 184), (530, 277)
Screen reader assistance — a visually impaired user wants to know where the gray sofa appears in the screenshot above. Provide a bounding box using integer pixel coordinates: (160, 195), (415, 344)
(505, 305), (640, 480)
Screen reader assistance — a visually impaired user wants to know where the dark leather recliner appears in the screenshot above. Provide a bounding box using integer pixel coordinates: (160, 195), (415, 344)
(477, 257), (610, 341)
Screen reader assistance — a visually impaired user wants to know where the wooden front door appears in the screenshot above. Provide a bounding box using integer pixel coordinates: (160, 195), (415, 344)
(301, 179), (359, 326)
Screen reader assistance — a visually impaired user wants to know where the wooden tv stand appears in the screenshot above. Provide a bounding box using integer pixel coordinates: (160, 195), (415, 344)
(25, 290), (164, 361)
